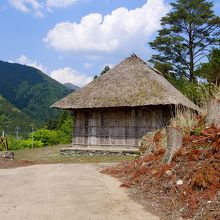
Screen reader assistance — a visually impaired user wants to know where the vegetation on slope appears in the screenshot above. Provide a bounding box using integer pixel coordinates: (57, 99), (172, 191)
(4, 111), (73, 150)
(0, 60), (71, 123)
(0, 95), (36, 137)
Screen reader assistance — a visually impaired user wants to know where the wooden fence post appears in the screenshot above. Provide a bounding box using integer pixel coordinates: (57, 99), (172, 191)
(163, 127), (183, 164)
(206, 99), (220, 128)
(0, 137), (9, 151)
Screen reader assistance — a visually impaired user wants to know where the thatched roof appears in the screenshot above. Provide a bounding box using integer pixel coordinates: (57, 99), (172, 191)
(52, 56), (200, 111)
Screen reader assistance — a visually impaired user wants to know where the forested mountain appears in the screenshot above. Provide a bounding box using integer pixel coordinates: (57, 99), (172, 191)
(64, 83), (80, 91)
(0, 60), (71, 123)
(0, 96), (35, 137)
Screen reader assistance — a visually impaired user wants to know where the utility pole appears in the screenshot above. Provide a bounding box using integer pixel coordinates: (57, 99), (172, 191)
(31, 127), (34, 148)
(5, 125), (8, 137)
(16, 126), (20, 139)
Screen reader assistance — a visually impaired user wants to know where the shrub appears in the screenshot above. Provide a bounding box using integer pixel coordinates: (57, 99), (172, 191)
(58, 117), (73, 144)
(31, 128), (60, 146)
(167, 77), (216, 106)
(8, 137), (43, 150)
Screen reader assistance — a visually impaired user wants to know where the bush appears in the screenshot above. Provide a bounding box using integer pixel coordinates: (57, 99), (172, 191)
(167, 77), (216, 106)
(3, 115), (73, 151)
(58, 117), (73, 144)
(31, 128), (60, 146)
(8, 137), (43, 150)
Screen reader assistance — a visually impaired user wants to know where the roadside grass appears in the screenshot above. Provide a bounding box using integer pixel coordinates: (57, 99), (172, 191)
(14, 145), (136, 164)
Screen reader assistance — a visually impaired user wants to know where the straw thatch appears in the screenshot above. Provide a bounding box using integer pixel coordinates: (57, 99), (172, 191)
(52, 56), (200, 111)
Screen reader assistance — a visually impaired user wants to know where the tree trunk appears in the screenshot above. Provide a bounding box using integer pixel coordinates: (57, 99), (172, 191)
(189, 22), (194, 81)
(206, 99), (220, 128)
(163, 127), (183, 164)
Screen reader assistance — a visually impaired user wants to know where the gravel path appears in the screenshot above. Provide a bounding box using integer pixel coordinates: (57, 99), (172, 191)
(0, 163), (159, 220)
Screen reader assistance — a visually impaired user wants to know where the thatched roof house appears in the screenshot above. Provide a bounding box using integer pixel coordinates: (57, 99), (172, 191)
(52, 56), (199, 148)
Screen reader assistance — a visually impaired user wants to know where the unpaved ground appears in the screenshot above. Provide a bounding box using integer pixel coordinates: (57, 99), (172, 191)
(0, 158), (35, 169)
(0, 163), (159, 220)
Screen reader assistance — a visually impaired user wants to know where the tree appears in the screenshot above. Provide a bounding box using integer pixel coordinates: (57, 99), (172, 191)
(196, 48), (220, 84)
(100, 66), (110, 75)
(58, 116), (73, 143)
(57, 110), (71, 129)
(149, 0), (220, 81)
(93, 66), (110, 80)
(154, 61), (173, 77)
(46, 118), (58, 130)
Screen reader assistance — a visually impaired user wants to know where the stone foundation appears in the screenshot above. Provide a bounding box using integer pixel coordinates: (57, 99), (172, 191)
(60, 147), (139, 156)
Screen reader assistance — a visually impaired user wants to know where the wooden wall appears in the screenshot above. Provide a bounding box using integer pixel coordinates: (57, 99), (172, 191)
(73, 106), (171, 148)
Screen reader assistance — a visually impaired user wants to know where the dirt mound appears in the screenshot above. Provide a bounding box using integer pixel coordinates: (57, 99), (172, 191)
(102, 125), (220, 219)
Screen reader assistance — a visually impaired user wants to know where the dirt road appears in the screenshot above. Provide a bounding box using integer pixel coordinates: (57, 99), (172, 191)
(0, 164), (159, 220)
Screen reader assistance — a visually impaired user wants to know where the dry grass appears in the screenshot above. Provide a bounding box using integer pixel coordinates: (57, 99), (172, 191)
(169, 107), (198, 134)
(213, 85), (220, 100)
(199, 85), (220, 115)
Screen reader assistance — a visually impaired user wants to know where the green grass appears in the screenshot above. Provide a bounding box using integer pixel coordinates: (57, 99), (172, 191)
(14, 145), (136, 164)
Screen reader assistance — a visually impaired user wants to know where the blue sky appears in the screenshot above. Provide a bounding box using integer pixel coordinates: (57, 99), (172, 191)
(0, 0), (219, 87)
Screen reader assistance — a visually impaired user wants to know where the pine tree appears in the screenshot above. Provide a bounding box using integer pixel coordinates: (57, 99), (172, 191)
(196, 48), (220, 84)
(149, 0), (220, 81)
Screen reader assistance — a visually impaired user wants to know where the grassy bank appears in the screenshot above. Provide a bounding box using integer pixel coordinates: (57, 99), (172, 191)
(14, 145), (136, 164)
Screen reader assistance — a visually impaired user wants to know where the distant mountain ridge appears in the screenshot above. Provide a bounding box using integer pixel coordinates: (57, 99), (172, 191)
(64, 83), (80, 91)
(0, 60), (71, 123)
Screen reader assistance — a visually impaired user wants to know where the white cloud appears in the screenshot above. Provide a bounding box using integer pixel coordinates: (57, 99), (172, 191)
(16, 55), (47, 73)
(34, 10), (44, 17)
(44, 0), (169, 53)
(9, 0), (43, 16)
(9, 0), (79, 16)
(46, 0), (78, 8)
(50, 67), (93, 87)
(84, 62), (93, 69)
(85, 55), (100, 61)
(9, 0), (41, 12)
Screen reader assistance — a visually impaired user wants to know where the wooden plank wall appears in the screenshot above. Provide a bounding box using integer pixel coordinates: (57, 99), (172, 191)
(73, 106), (171, 148)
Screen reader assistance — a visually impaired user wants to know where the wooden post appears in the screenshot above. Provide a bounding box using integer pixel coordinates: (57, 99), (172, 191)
(5, 138), (8, 151)
(163, 127), (183, 164)
(206, 99), (220, 128)
(0, 137), (9, 151)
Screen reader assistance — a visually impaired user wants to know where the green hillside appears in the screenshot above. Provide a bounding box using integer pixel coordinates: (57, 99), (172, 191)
(0, 96), (36, 137)
(0, 60), (70, 123)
